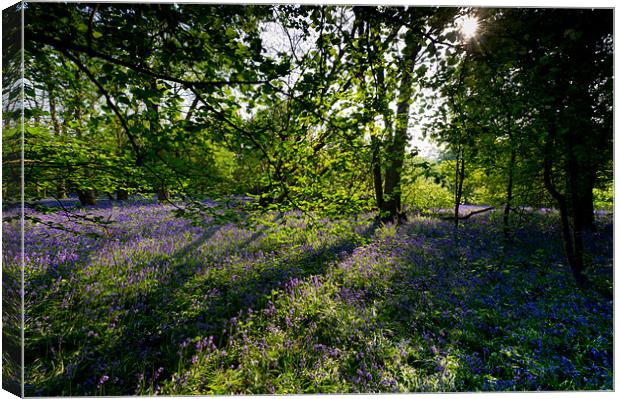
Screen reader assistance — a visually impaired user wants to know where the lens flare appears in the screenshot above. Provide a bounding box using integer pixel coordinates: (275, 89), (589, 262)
(460, 16), (479, 40)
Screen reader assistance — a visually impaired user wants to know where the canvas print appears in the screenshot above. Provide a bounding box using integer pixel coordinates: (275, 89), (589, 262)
(1, 1), (613, 396)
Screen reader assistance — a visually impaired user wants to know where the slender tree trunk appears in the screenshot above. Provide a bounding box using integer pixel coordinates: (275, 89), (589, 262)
(361, 14), (388, 219)
(381, 29), (420, 223)
(48, 90), (62, 134)
(48, 87), (67, 199)
(503, 147), (516, 238)
(185, 95), (199, 123)
(71, 93), (97, 207)
(454, 155), (460, 228)
(147, 79), (170, 201)
(371, 137), (384, 211)
(454, 149), (465, 229)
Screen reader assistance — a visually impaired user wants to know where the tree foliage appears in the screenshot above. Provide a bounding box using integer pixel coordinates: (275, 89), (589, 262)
(6, 4), (613, 285)
(427, 8), (612, 285)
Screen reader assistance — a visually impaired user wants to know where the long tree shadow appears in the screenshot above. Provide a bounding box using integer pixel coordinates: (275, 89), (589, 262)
(23, 223), (223, 396)
(366, 216), (613, 391)
(47, 215), (382, 395)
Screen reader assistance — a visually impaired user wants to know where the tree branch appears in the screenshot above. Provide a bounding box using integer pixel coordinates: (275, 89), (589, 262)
(27, 31), (271, 89)
(188, 87), (276, 169)
(61, 49), (144, 165)
(440, 206), (495, 220)
(86, 4), (100, 50)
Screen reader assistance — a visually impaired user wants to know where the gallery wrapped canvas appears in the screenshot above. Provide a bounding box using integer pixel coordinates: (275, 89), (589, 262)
(1, 1), (613, 396)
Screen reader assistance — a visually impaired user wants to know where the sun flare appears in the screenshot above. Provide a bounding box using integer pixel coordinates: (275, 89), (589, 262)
(459, 16), (479, 40)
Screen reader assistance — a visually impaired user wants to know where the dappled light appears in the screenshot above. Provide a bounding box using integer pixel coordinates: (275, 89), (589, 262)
(3, 3), (613, 396)
(6, 202), (612, 395)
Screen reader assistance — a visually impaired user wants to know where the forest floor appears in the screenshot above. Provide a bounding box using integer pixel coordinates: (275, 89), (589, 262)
(3, 200), (613, 395)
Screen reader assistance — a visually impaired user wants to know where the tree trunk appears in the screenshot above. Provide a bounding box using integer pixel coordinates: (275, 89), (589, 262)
(381, 29), (420, 223)
(559, 203), (586, 286)
(48, 86), (67, 199)
(78, 190), (97, 206)
(48, 90), (62, 134)
(148, 79), (170, 202)
(565, 140), (589, 285)
(454, 149), (465, 229)
(371, 137), (384, 211)
(157, 187), (170, 203)
(503, 147), (516, 238)
(117, 188), (129, 201)
(55, 183), (67, 199)
(543, 126), (587, 287)
(69, 76), (97, 207)
(573, 168), (596, 232)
